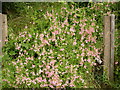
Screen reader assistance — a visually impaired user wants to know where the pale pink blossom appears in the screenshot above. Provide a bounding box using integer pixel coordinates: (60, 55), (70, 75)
(49, 85), (54, 88)
(40, 34), (44, 37)
(71, 33), (75, 36)
(79, 31), (83, 34)
(42, 40), (49, 45)
(5, 39), (8, 42)
(48, 71), (54, 77)
(16, 46), (21, 50)
(92, 37), (96, 43)
(84, 65), (87, 69)
(80, 62), (83, 66)
(91, 22), (95, 26)
(70, 27), (75, 32)
(28, 34), (32, 38)
(50, 60), (56, 65)
(73, 41), (77, 45)
(60, 48), (64, 51)
(49, 56), (54, 59)
(90, 27), (95, 32)
(52, 30), (59, 35)
(45, 71), (49, 74)
(42, 79), (47, 82)
(46, 65), (50, 69)
(87, 59), (91, 63)
(12, 61), (16, 65)
(115, 62), (118, 64)
(107, 11), (111, 15)
(93, 63), (97, 66)
(25, 26), (28, 28)
(32, 64), (35, 68)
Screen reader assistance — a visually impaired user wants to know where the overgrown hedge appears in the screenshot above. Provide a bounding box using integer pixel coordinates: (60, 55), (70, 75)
(2, 2), (119, 88)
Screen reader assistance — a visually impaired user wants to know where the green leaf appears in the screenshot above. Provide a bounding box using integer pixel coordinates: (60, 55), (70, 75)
(9, 51), (16, 55)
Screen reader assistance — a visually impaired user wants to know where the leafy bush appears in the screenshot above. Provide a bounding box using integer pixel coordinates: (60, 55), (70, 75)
(2, 2), (117, 88)
(114, 2), (120, 85)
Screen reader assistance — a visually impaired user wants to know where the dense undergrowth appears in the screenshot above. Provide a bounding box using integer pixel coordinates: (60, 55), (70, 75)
(1, 2), (120, 88)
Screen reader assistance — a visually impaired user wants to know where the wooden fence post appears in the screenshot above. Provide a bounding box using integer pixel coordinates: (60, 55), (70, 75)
(0, 13), (2, 56)
(110, 14), (115, 81)
(0, 13), (8, 56)
(2, 14), (8, 46)
(104, 14), (115, 81)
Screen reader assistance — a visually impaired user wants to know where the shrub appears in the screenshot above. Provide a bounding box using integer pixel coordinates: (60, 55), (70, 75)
(2, 2), (115, 88)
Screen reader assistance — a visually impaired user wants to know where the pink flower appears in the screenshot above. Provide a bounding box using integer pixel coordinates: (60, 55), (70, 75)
(49, 56), (54, 59)
(83, 23), (86, 26)
(90, 27), (95, 32)
(79, 31), (83, 34)
(80, 62), (83, 66)
(50, 60), (56, 65)
(84, 65), (87, 69)
(115, 62), (118, 64)
(60, 48), (64, 51)
(71, 33), (75, 36)
(93, 63), (97, 66)
(88, 58), (91, 62)
(92, 37), (96, 43)
(86, 29), (91, 34)
(36, 77), (42, 83)
(55, 30), (59, 34)
(43, 84), (48, 87)
(45, 71), (49, 74)
(65, 66), (69, 68)
(32, 64), (35, 68)
(91, 22), (95, 26)
(73, 41), (77, 45)
(52, 30), (59, 35)
(40, 34), (44, 38)
(42, 40), (50, 45)
(46, 65), (50, 69)
(42, 79), (47, 82)
(32, 80), (36, 84)
(28, 34), (32, 38)
(85, 40), (89, 43)
(107, 11), (111, 15)
(60, 38), (65, 41)
(81, 52), (85, 56)
(12, 61), (16, 65)
(48, 71), (54, 77)
(25, 26), (28, 28)
(62, 23), (64, 27)
(5, 39), (8, 42)
(49, 85), (54, 88)
(70, 27), (75, 32)
(81, 43), (84, 47)
(16, 46), (21, 50)
(51, 37), (56, 41)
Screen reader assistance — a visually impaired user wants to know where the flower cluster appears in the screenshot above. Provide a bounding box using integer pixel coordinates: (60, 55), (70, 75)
(2, 2), (113, 88)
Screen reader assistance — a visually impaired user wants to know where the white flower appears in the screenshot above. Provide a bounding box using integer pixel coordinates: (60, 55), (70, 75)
(95, 57), (102, 64)
(39, 69), (43, 74)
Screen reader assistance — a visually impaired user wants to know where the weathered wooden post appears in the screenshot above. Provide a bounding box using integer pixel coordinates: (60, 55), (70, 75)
(0, 13), (2, 56)
(104, 14), (115, 81)
(2, 14), (8, 46)
(0, 13), (8, 55)
(110, 14), (115, 81)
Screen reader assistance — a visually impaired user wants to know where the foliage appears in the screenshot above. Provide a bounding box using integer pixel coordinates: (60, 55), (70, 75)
(113, 2), (120, 85)
(2, 2), (119, 88)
